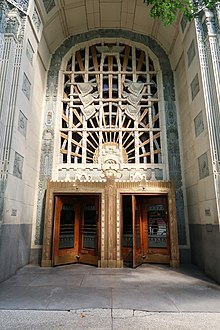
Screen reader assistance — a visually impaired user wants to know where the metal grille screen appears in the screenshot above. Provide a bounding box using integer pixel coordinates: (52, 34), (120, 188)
(60, 42), (161, 165)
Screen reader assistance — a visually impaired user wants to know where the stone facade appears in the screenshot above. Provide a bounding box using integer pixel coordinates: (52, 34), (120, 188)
(0, 0), (219, 283)
(0, 0), (45, 282)
(35, 30), (187, 255)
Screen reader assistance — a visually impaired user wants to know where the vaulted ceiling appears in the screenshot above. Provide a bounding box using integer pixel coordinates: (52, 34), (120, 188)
(37, 0), (180, 55)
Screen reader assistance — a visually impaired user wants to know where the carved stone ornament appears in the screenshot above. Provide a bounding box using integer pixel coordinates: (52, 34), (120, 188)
(125, 81), (144, 96)
(81, 104), (99, 120)
(94, 142), (127, 179)
(77, 82), (96, 96)
(122, 80), (144, 120)
(77, 82), (99, 120)
(18, 110), (27, 136)
(26, 39), (34, 64)
(5, 8), (21, 38)
(13, 152), (24, 179)
(22, 73), (31, 100)
(32, 6), (41, 33)
(43, 0), (55, 14)
(7, 0), (29, 13)
(204, 9), (216, 35)
(96, 45), (124, 54)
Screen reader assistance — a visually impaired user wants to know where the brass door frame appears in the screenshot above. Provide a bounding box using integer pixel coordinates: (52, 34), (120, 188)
(119, 180), (179, 268)
(52, 195), (99, 266)
(41, 179), (179, 268)
(121, 193), (170, 267)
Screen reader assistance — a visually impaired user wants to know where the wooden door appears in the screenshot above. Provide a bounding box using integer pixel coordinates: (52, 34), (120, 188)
(53, 195), (99, 266)
(132, 195), (143, 268)
(78, 197), (99, 265)
(142, 196), (170, 264)
(121, 195), (133, 266)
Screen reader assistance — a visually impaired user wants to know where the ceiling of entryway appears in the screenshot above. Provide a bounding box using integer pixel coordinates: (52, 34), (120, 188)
(37, 0), (180, 55)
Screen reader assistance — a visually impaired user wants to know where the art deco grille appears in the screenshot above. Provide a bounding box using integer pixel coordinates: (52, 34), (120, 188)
(60, 42), (161, 166)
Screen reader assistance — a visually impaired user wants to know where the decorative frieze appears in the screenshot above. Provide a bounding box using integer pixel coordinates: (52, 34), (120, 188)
(5, 8), (22, 39)
(18, 110), (27, 137)
(190, 73), (200, 100)
(194, 111), (204, 137)
(198, 152), (209, 179)
(43, 0), (55, 14)
(26, 39), (33, 64)
(32, 6), (41, 33)
(13, 151), (24, 179)
(180, 15), (188, 33)
(7, 0), (29, 13)
(187, 39), (196, 67)
(22, 73), (31, 99)
(0, 1), (9, 34)
(215, 3), (220, 32)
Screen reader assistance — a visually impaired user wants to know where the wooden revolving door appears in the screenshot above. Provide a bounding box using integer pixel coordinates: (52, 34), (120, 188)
(122, 194), (170, 268)
(53, 195), (100, 266)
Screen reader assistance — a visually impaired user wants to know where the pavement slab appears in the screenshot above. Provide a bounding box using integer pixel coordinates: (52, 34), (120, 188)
(45, 287), (112, 310)
(111, 286), (178, 311)
(1, 309), (220, 330)
(0, 263), (220, 328)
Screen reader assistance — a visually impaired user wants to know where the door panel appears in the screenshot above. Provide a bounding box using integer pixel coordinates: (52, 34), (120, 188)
(59, 205), (75, 249)
(122, 194), (170, 268)
(132, 195), (143, 268)
(79, 198), (99, 265)
(53, 195), (99, 266)
(144, 196), (170, 263)
(53, 197), (80, 266)
(122, 195), (133, 265)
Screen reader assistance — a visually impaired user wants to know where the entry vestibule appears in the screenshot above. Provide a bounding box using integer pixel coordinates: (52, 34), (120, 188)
(122, 194), (170, 268)
(41, 180), (179, 268)
(53, 195), (100, 266)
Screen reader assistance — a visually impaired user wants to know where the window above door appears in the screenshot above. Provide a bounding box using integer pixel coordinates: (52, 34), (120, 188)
(54, 39), (168, 182)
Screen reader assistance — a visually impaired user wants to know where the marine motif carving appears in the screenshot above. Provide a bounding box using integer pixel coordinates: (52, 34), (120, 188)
(122, 81), (145, 120)
(77, 82), (99, 120)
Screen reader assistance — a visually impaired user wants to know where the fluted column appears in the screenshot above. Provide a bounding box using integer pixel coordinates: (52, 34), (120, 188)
(0, 4), (26, 220)
(195, 8), (220, 219)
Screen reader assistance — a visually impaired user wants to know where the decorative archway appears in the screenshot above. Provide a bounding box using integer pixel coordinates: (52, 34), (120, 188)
(35, 30), (186, 262)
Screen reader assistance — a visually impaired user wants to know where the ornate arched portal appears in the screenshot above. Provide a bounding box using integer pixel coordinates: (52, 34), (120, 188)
(39, 30), (185, 268)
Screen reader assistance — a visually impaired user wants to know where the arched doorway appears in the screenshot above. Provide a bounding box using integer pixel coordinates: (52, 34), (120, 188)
(56, 40), (165, 177)
(41, 37), (180, 268)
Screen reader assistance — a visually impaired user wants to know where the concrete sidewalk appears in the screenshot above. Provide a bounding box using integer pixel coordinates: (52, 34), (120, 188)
(0, 263), (220, 329)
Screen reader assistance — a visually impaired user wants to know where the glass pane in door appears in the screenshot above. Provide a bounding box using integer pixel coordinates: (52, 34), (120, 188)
(148, 205), (167, 248)
(123, 196), (133, 247)
(83, 204), (97, 249)
(59, 204), (75, 249)
(133, 196), (142, 268)
(134, 202), (141, 249)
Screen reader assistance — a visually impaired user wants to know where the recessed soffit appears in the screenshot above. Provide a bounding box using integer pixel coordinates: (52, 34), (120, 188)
(37, 0), (180, 55)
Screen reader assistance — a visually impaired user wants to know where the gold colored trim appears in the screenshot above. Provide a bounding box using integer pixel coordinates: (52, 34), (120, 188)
(41, 179), (179, 268)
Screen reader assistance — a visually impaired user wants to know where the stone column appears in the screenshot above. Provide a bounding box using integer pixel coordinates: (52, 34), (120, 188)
(103, 178), (118, 267)
(195, 8), (220, 219)
(0, 3), (26, 221)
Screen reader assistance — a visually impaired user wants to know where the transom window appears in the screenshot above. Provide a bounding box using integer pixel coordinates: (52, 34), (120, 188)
(60, 42), (161, 165)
